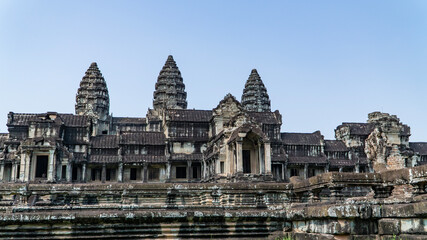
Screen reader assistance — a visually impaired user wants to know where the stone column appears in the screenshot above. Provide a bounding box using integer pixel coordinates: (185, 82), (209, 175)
(355, 162), (360, 173)
(339, 167), (343, 173)
(66, 162), (72, 182)
(264, 142), (272, 174)
(236, 141), (243, 173)
(304, 164), (309, 179)
(281, 163), (285, 181)
(143, 163), (148, 183)
(202, 160), (206, 180)
(47, 150), (55, 182)
(101, 163), (106, 183)
(166, 162), (171, 182)
(258, 143), (264, 174)
(117, 162), (123, 182)
(0, 162), (4, 181)
(324, 164), (329, 173)
(82, 162), (87, 182)
(187, 161), (192, 182)
(24, 153), (31, 181)
(285, 163), (290, 182)
(11, 163), (17, 182)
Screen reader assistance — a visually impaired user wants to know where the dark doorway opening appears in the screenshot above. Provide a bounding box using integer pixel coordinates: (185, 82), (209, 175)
(62, 165), (67, 180)
(130, 168), (137, 180)
(243, 150), (251, 173)
(176, 166), (186, 178)
(72, 166), (78, 181)
(35, 156), (48, 178)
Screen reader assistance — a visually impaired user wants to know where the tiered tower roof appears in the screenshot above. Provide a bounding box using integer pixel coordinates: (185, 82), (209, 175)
(241, 69), (271, 112)
(75, 62), (110, 120)
(153, 55), (187, 110)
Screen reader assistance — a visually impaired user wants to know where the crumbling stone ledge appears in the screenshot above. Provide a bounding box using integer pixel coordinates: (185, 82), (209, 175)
(0, 165), (425, 239)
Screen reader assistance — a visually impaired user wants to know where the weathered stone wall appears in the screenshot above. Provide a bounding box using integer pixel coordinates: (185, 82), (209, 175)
(0, 165), (426, 239)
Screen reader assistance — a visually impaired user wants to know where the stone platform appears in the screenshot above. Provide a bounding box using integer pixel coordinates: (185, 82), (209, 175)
(0, 165), (426, 239)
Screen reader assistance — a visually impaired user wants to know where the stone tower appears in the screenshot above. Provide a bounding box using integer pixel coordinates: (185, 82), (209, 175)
(75, 62), (110, 135)
(153, 55), (187, 110)
(241, 69), (271, 112)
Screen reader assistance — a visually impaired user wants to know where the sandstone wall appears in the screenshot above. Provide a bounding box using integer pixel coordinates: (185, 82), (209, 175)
(0, 165), (425, 239)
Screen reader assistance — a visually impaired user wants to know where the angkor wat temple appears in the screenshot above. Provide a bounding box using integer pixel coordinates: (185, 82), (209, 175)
(0, 56), (426, 239)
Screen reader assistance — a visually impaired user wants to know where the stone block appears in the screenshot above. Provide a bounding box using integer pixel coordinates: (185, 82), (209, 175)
(351, 235), (376, 240)
(382, 204), (415, 218)
(400, 218), (426, 234)
(378, 219), (400, 235)
(350, 219), (378, 235)
(291, 232), (334, 240)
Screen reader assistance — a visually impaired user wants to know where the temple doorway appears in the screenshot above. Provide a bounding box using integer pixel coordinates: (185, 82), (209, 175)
(35, 155), (48, 178)
(243, 150), (251, 173)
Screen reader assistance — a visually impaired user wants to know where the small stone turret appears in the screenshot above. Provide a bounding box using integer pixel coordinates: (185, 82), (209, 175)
(75, 62), (110, 135)
(241, 69), (271, 112)
(153, 55), (187, 110)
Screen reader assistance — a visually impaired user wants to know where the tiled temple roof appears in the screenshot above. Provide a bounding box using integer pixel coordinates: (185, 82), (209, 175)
(73, 152), (87, 162)
(120, 132), (165, 145)
(91, 135), (118, 149)
(409, 142), (427, 156)
(60, 114), (89, 127)
(7, 113), (88, 127)
(112, 117), (146, 125)
(248, 111), (281, 125)
(167, 109), (212, 122)
(281, 131), (323, 145)
(324, 140), (348, 152)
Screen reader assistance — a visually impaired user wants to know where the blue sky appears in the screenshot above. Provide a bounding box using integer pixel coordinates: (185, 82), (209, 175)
(0, 0), (426, 141)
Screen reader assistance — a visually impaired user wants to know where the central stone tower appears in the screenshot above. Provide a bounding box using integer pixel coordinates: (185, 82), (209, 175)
(241, 69), (271, 112)
(75, 62), (110, 135)
(153, 55), (187, 110)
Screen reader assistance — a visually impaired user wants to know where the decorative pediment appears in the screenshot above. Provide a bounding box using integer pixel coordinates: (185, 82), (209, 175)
(213, 93), (243, 118)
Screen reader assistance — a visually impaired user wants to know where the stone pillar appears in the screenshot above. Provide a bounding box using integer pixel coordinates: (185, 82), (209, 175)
(264, 142), (272, 174)
(202, 160), (206, 180)
(355, 162), (360, 173)
(47, 150), (55, 182)
(0, 162), (4, 181)
(225, 145), (230, 175)
(143, 163), (148, 183)
(284, 163), (289, 182)
(82, 162), (87, 182)
(258, 144), (264, 174)
(187, 161), (192, 182)
(101, 163), (106, 183)
(324, 164), (329, 173)
(166, 162), (171, 182)
(117, 162), (123, 182)
(236, 140), (243, 173)
(66, 162), (72, 182)
(281, 163), (285, 181)
(11, 163), (17, 182)
(23, 153), (31, 181)
(339, 167), (343, 173)
(304, 164), (309, 179)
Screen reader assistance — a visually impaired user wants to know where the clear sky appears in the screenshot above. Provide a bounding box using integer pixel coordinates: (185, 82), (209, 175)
(0, 0), (426, 141)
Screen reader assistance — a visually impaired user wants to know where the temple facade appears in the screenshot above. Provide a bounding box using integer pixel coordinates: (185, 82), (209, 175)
(0, 55), (426, 184)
